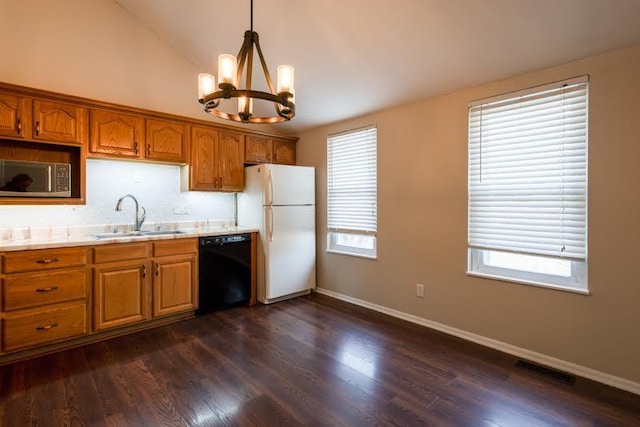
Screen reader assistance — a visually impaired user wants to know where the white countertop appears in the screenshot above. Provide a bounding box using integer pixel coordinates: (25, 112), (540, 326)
(0, 223), (259, 252)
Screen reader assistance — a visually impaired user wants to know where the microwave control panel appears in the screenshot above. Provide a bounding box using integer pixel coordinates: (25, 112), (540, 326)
(54, 164), (70, 191)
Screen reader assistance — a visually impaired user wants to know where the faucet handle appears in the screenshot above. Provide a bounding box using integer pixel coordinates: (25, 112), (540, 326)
(138, 206), (147, 229)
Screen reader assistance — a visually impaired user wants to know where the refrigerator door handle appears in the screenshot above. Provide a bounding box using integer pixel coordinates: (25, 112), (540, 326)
(267, 168), (274, 206)
(267, 206), (274, 242)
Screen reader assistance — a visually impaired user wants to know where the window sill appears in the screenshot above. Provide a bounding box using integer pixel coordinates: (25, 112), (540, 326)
(466, 271), (590, 295)
(326, 248), (377, 260)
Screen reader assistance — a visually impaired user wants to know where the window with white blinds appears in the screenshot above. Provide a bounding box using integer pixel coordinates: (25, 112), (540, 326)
(467, 76), (588, 292)
(327, 126), (377, 258)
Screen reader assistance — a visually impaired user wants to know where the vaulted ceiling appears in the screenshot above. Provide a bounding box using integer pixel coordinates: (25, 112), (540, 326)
(113, 0), (640, 134)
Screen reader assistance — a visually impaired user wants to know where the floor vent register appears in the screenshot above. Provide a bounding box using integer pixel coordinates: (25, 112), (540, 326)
(515, 360), (576, 386)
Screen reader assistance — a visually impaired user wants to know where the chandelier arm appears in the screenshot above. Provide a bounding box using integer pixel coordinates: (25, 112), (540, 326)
(253, 35), (277, 95)
(245, 34), (254, 92)
(235, 31), (253, 88)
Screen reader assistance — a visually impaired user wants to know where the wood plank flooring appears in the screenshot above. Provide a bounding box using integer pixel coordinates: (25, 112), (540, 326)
(1, 293), (639, 426)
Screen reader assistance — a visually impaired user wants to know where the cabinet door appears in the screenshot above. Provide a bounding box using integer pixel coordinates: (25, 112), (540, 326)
(32, 99), (87, 145)
(89, 109), (145, 158)
(146, 118), (188, 163)
(153, 255), (197, 317)
(273, 139), (296, 165)
(190, 126), (217, 190)
(245, 135), (272, 164)
(0, 92), (31, 139)
(217, 130), (245, 191)
(93, 261), (149, 331)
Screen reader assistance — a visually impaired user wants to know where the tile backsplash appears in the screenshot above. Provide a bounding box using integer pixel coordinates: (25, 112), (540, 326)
(0, 158), (235, 229)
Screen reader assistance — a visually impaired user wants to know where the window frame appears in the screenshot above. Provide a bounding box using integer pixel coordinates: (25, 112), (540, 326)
(467, 77), (589, 293)
(326, 125), (378, 259)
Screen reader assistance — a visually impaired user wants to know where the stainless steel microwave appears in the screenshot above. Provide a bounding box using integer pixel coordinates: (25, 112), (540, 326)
(0, 159), (71, 197)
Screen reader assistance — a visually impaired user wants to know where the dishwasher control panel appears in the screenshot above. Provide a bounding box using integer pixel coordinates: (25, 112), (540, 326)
(200, 233), (251, 246)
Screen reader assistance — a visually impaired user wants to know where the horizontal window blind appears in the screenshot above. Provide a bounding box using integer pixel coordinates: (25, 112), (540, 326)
(468, 78), (588, 259)
(327, 126), (377, 235)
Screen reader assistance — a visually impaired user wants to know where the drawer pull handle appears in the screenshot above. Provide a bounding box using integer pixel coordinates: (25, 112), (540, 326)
(16, 118), (22, 135)
(35, 286), (59, 293)
(35, 322), (59, 331)
(36, 258), (59, 264)
(35, 121), (40, 136)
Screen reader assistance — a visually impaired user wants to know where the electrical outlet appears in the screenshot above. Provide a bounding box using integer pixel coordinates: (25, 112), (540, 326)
(174, 204), (190, 214)
(416, 283), (425, 298)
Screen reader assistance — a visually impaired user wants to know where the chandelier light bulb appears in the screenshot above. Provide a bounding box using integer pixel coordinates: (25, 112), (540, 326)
(277, 65), (295, 94)
(238, 96), (253, 115)
(218, 54), (238, 88)
(198, 73), (215, 99)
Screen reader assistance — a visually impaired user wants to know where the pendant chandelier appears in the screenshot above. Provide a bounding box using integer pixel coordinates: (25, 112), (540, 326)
(197, 0), (295, 124)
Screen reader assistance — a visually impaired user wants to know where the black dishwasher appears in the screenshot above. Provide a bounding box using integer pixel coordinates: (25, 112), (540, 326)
(197, 233), (252, 315)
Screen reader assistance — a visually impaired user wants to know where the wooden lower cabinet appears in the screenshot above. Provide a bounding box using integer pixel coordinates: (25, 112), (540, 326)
(152, 239), (197, 317)
(93, 249), (149, 331)
(0, 237), (201, 361)
(3, 301), (87, 352)
(1, 247), (89, 354)
(4, 267), (86, 311)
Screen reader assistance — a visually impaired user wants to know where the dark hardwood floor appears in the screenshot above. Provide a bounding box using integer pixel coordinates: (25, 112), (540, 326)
(1, 293), (639, 426)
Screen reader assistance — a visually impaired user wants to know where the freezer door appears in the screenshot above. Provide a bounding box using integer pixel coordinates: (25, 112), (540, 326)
(266, 164), (315, 206)
(264, 205), (316, 301)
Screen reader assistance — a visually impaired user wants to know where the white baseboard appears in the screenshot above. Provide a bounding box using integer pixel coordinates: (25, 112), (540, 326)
(314, 287), (640, 396)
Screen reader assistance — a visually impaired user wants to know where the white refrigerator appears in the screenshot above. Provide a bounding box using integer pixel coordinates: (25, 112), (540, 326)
(237, 164), (316, 304)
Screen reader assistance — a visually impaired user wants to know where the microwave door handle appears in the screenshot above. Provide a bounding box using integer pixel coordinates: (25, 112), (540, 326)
(47, 165), (52, 192)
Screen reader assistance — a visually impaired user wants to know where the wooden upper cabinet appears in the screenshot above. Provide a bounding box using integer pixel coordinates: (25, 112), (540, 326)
(0, 92), (31, 139)
(146, 118), (188, 163)
(273, 138), (296, 165)
(89, 109), (145, 158)
(245, 135), (272, 164)
(189, 126), (244, 192)
(190, 126), (217, 191)
(32, 99), (87, 145)
(244, 135), (296, 165)
(217, 130), (245, 191)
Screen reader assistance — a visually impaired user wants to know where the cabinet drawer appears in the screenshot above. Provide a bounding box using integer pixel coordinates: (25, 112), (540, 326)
(153, 238), (197, 257)
(93, 242), (149, 264)
(4, 247), (87, 273)
(3, 268), (86, 311)
(3, 302), (87, 352)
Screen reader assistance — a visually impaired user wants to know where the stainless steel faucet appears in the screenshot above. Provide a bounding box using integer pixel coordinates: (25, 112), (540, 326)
(115, 194), (146, 231)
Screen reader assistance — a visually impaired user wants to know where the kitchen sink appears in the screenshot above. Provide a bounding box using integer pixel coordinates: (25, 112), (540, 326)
(94, 230), (186, 240)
